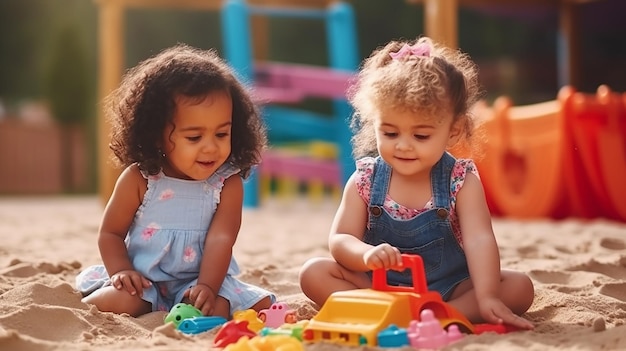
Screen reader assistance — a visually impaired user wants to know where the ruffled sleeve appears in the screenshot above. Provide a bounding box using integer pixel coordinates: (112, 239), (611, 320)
(449, 158), (480, 208)
(354, 157), (377, 205)
(206, 161), (241, 204)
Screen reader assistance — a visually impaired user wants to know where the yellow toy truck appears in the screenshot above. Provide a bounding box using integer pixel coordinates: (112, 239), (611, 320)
(301, 254), (474, 346)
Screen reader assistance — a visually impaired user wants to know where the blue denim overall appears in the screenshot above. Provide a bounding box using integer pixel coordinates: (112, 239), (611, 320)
(363, 153), (470, 300)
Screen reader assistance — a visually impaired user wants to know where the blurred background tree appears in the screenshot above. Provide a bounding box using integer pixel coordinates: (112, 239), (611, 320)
(44, 23), (93, 193)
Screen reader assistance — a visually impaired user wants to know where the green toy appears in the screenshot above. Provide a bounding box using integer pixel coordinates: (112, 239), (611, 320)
(164, 303), (203, 328)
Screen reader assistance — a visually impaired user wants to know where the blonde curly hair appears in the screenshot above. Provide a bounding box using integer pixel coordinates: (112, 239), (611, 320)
(348, 36), (482, 158)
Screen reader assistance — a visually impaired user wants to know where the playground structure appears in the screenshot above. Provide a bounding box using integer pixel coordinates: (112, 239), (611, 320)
(256, 142), (342, 203)
(220, 0), (358, 207)
(473, 85), (626, 221)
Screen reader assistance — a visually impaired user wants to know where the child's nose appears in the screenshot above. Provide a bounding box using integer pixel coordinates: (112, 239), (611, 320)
(396, 136), (413, 150)
(202, 138), (218, 153)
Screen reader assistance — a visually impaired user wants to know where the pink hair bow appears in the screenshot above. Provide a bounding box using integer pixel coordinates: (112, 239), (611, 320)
(389, 43), (431, 60)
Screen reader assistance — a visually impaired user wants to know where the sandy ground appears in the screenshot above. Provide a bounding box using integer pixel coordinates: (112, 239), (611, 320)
(1, 195), (626, 350)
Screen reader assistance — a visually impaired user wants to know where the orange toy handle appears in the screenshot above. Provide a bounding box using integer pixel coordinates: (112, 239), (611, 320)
(372, 254), (428, 293)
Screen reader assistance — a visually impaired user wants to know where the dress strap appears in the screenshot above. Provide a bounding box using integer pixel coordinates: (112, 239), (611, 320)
(366, 156), (392, 224)
(369, 156), (391, 207)
(430, 152), (456, 209)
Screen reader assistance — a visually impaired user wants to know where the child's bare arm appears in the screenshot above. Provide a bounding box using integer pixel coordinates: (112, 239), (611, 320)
(329, 175), (394, 271)
(191, 175), (242, 314)
(457, 173), (533, 329)
(98, 165), (150, 295)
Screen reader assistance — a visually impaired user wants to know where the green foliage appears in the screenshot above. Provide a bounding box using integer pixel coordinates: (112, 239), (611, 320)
(0, 0), (55, 102)
(125, 9), (223, 70)
(44, 24), (91, 126)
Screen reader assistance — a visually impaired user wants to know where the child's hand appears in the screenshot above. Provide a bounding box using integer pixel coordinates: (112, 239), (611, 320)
(110, 269), (152, 297)
(479, 297), (534, 330)
(183, 283), (218, 316)
(363, 244), (403, 271)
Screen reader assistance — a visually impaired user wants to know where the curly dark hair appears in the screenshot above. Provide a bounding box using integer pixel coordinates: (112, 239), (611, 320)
(104, 43), (267, 178)
(348, 36), (483, 159)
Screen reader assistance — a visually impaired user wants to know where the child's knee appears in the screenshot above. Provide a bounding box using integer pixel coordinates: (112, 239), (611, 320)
(82, 287), (151, 316)
(506, 272), (535, 312)
(298, 257), (330, 282)
(513, 273), (534, 296)
(519, 274), (535, 305)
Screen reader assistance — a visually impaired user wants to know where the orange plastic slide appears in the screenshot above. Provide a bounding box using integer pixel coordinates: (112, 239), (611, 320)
(474, 85), (626, 220)
(473, 88), (571, 219)
(562, 85), (626, 221)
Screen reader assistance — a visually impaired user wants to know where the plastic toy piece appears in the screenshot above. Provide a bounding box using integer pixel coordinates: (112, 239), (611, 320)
(214, 320), (258, 348)
(233, 309), (265, 333)
(377, 324), (409, 348)
(224, 335), (304, 351)
(302, 254), (474, 346)
(177, 316), (227, 335)
(408, 309), (459, 349)
(258, 302), (297, 328)
(259, 320), (309, 341)
(446, 324), (464, 342)
(164, 303), (203, 328)
(473, 323), (523, 335)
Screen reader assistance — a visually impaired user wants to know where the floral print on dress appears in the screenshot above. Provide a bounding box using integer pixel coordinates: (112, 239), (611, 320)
(183, 246), (197, 263)
(159, 188), (175, 200)
(142, 222), (161, 240)
(85, 270), (103, 280)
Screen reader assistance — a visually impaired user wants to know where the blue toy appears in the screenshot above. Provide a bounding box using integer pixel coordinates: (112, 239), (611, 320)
(164, 303), (228, 334)
(178, 316), (228, 335)
(377, 324), (409, 348)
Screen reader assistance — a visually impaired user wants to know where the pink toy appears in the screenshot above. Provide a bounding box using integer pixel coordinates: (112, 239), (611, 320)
(258, 302), (297, 328)
(446, 325), (464, 342)
(408, 309), (464, 349)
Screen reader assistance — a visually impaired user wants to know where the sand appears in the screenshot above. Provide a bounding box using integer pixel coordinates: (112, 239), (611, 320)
(1, 195), (626, 350)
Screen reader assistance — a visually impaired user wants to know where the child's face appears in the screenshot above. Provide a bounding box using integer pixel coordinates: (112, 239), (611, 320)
(374, 107), (460, 180)
(161, 91), (233, 180)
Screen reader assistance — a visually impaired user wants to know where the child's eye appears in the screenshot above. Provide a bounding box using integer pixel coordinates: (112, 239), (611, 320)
(414, 134), (430, 140)
(186, 136), (201, 142)
(216, 132), (230, 138)
(383, 132), (398, 138)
